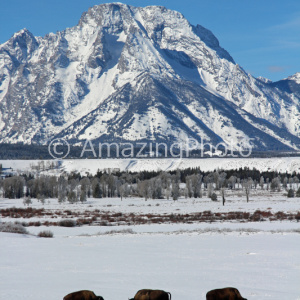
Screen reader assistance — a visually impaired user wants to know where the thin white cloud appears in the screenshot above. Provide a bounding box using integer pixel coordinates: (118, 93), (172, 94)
(267, 14), (300, 31)
(262, 12), (300, 52)
(268, 65), (289, 73)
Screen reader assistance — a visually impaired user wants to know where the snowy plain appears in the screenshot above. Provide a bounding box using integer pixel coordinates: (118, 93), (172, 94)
(1, 230), (299, 300)
(1, 158), (300, 299)
(1, 194), (300, 300)
(1, 156), (300, 175)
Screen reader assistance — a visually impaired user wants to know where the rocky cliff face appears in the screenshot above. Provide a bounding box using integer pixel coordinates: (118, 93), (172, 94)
(0, 3), (299, 150)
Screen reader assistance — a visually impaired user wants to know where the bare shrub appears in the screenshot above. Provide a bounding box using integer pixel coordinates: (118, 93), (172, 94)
(23, 196), (32, 206)
(77, 218), (93, 225)
(0, 207), (44, 218)
(275, 211), (287, 220)
(0, 222), (28, 234)
(58, 219), (77, 227)
(101, 228), (135, 235)
(28, 221), (41, 227)
(38, 230), (54, 238)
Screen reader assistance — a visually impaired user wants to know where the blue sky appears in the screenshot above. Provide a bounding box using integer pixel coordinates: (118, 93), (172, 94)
(1, 0), (299, 81)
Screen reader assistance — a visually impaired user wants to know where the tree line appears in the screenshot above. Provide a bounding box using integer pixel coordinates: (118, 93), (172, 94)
(0, 167), (300, 204)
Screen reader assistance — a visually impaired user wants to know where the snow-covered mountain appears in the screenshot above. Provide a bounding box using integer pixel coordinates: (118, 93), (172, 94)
(0, 3), (300, 151)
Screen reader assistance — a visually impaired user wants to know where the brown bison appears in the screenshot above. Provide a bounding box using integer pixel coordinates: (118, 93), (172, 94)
(63, 290), (104, 300)
(206, 287), (247, 300)
(129, 289), (171, 300)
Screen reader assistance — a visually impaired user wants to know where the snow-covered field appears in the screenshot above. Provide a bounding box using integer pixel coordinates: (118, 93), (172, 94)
(1, 156), (300, 175)
(1, 195), (300, 300)
(0, 193), (299, 217)
(1, 230), (299, 300)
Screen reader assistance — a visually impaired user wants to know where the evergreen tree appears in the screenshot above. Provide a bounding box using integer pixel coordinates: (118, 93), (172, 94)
(93, 183), (102, 198)
(287, 189), (295, 198)
(296, 187), (300, 197)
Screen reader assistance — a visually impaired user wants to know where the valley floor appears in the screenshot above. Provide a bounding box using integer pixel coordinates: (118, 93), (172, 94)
(0, 229), (299, 300)
(1, 156), (300, 175)
(0, 195), (299, 300)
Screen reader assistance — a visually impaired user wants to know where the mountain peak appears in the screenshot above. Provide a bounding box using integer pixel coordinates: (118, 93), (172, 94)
(194, 24), (234, 63)
(0, 28), (38, 62)
(287, 72), (300, 84)
(10, 28), (37, 43)
(257, 76), (272, 84)
(0, 4), (299, 151)
(14, 28), (32, 36)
